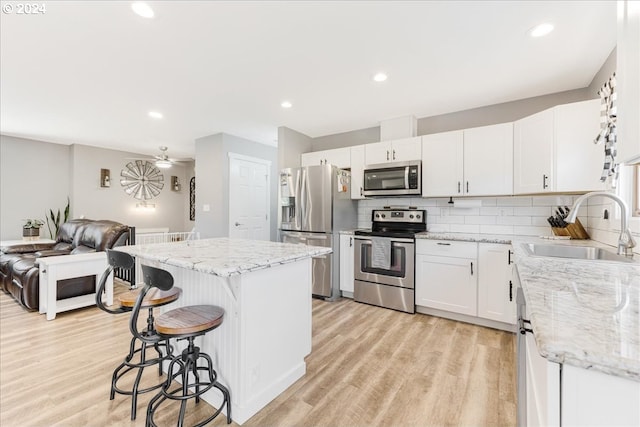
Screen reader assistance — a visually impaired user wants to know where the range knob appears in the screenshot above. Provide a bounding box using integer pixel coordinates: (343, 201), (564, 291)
(409, 214), (414, 219)
(375, 214), (380, 218)
(416, 214), (421, 219)
(381, 214), (386, 218)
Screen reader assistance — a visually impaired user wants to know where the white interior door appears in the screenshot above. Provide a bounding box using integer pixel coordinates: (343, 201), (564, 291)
(229, 153), (270, 240)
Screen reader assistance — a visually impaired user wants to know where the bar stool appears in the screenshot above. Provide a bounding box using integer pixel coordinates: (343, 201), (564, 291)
(96, 249), (182, 420)
(130, 264), (231, 427)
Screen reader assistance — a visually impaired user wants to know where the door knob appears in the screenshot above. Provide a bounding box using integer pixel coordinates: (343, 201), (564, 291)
(235, 222), (243, 226)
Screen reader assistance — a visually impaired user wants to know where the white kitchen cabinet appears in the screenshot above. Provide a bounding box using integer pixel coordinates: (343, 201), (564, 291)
(364, 136), (421, 165)
(415, 240), (478, 316)
(477, 243), (515, 324)
(525, 331), (561, 427)
(463, 122), (513, 196)
(301, 147), (351, 168)
(350, 145), (366, 199)
(514, 99), (604, 194)
(339, 234), (355, 295)
(523, 331), (639, 427)
(422, 123), (513, 197)
(421, 130), (464, 197)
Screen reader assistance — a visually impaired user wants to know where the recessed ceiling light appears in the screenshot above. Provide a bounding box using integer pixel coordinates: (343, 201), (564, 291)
(373, 73), (388, 82)
(148, 111), (163, 119)
(281, 101), (292, 109)
(131, 2), (154, 19)
(529, 23), (554, 38)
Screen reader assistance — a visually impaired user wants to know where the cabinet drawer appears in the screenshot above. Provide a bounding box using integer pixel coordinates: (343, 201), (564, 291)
(416, 239), (477, 258)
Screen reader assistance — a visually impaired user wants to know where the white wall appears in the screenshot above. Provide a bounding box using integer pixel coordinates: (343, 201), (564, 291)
(195, 132), (278, 239)
(0, 135), (71, 240)
(70, 144), (193, 233)
(0, 135), (193, 240)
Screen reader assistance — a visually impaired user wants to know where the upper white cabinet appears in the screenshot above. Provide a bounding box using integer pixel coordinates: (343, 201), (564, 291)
(422, 123), (513, 197)
(365, 136), (422, 165)
(350, 145), (366, 199)
(301, 147), (351, 168)
(514, 99), (604, 194)
(421, 130), (464, 197)
(477, 243), (515, 324)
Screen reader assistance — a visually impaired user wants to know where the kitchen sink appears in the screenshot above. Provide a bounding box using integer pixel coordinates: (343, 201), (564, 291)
(521, 243), (636, 263)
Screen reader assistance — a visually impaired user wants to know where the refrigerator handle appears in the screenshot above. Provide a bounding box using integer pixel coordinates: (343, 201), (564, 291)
(295, 169), (303, 230)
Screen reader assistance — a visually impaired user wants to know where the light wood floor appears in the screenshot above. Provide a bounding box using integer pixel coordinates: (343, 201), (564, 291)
(0, 286), (516, 427)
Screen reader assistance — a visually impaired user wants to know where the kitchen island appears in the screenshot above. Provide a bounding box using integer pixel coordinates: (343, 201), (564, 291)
(118, 238), (331, 425)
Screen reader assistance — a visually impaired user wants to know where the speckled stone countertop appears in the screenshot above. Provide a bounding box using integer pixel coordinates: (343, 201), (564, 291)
(118, 238), (332, 277)
(413, 232), (640, 381)
(512, 237), (640, 381)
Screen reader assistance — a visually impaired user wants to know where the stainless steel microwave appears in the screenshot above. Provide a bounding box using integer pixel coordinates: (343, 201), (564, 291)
(363, 160), (421, 196)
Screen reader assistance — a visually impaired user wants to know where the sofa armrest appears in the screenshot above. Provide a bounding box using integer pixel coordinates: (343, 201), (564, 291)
(1, 243), (55, 254)
(35, 249), (72, 258)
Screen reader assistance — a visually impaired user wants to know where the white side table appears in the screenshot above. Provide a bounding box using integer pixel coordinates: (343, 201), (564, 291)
(37, 252), (112, 320)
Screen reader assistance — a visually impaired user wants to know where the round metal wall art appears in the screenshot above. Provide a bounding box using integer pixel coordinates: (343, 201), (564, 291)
(120, 160), (164, 200)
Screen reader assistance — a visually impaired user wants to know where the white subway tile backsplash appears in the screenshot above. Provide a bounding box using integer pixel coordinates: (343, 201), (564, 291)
(513, 206), (551, 217)
(450, 224), (480, 233)
(355, 194), (631, 245)
(465, 216), (497, 225)
(480, 224), (514, 234)
(499, 197), (533, 207)
(513, 226), (552, 236)
(497, 216), (532, 226)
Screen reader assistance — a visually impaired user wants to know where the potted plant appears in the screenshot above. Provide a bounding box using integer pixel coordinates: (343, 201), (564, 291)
(23, 219), (45, 238)
(46, 197), (70, 239)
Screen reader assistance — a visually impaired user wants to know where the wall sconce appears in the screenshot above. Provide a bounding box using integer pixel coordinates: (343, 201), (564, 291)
(100, 168), (111, 188)
(171, 176), (181, 191)
(135, 201), (156, 211)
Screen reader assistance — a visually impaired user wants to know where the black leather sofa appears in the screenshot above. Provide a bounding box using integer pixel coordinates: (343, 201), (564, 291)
(0, 219), (132, 310)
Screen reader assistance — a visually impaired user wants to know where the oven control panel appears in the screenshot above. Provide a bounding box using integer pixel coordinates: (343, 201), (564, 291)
(372, 209), (426, 224)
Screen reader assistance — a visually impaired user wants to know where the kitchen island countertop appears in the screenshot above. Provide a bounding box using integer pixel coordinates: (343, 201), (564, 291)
(118, 237), (331, 277)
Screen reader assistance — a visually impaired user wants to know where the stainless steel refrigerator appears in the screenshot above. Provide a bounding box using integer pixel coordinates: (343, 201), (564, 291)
(279, 164), (357, 299)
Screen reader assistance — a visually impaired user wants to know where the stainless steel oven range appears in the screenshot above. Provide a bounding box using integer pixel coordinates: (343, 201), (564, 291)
(353, 208), (426, 313)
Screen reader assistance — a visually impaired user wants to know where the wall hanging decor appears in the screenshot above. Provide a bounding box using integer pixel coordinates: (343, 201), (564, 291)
(594, 73), (618, 186)
(120, 160), (164, 200)
(100, 168), (111, 187)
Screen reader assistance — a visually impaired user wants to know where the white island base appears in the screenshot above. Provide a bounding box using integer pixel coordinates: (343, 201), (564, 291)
(148, 257), (312, 425)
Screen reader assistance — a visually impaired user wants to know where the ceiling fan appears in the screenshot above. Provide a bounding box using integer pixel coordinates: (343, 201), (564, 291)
(127, 146), (191, 168)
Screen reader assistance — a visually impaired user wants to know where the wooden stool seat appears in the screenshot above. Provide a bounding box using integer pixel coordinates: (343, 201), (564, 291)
(118, 287), (182, 309)
(155, 305), (224, 336)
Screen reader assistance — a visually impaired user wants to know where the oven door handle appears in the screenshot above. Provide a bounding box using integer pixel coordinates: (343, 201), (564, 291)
(353, 236), (415, 244)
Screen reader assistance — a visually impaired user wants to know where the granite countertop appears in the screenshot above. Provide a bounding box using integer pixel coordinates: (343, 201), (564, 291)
(512, 237), (640, 382)
(118, 237), (332, 277)
(417, 231), (640, 381)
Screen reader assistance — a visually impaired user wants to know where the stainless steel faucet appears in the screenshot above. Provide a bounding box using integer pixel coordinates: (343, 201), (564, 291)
(566, 191), (636, 256)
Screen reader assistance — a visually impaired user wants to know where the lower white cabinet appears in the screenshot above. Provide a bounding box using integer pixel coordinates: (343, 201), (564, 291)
(416, 240), (516, 327)
(415, 240), (478, 316)
(339, 234), (354, 294)
(477, 243), (515, 324)
(523, 330), (640, 427)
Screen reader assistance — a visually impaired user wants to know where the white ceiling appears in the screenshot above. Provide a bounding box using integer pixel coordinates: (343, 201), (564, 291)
(0, 1), (616, 160)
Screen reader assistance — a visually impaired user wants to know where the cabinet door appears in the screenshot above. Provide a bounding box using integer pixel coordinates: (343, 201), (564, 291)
(350, 145), (366, 199)
(390, 137), (422, 162)
(554, 99), (605, 193)
(364, 141), (391, 165)
(421, 131), (464, 197)
(301, 151), (326, 167)
(415, 254), (477, 316)
(464, 123), (514, 196)
(477, 243), (515, 324)
(324, 148), (351, 169)
(339, 234), (355, 294)
(525, 331), (561, 427)
(514, 108), (554, 194)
